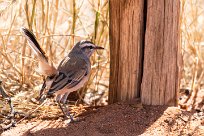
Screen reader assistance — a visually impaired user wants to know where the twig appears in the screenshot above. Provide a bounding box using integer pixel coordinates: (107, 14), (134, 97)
(2, 119), (16, 131)
(0, 80), (17, 130)
(16, 99), (47, 124)
(0, 80), (47, 130)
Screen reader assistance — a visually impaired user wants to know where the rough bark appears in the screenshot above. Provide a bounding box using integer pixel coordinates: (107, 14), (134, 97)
(141, 0), (180, 105)
(109, 0), (144, 103)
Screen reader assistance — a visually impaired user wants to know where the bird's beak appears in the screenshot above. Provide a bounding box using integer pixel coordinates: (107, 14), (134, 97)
(94, 46), (104, 50)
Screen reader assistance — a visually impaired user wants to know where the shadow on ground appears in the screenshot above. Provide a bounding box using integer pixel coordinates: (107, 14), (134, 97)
(2, 101), (171, 136)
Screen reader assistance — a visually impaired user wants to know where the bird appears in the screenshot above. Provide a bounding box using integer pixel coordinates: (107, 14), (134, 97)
(20, 27), (104, 122)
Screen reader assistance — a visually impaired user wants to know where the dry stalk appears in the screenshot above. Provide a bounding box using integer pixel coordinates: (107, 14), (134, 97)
(0, 0), (109, 118)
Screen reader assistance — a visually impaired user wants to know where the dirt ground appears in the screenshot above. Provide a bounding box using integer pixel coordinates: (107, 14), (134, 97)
(1, 102), (204, 136)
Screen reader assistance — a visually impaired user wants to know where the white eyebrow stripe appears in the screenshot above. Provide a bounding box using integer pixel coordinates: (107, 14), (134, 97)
(80, 43), (95, 48)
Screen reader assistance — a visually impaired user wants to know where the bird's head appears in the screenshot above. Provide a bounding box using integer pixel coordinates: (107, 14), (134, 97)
(71, 40), (104, 58)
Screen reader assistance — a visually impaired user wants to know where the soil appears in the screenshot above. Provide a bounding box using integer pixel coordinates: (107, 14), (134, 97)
(1, 102), (204, 136)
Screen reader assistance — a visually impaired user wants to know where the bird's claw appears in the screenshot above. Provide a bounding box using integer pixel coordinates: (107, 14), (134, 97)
(58, 102), (79, 123)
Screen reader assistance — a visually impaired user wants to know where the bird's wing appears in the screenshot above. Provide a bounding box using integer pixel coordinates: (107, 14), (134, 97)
(20, 27), (57, 76)
(47, 56), (89, 95)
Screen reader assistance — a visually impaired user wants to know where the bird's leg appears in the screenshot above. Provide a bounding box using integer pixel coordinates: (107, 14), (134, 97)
(61, 93), (75, 122)
(57, 102), (68, 119)
(56, 93), (75, 122)
(57, 102), (75, 122)
(63, 104), (75, 122)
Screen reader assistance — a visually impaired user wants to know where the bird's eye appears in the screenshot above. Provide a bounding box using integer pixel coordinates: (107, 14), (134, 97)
(89, 46), (93, 49)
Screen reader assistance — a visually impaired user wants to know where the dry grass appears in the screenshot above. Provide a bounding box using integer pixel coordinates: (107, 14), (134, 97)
(180, 0), (204, 111)
(0, 0), (109, 119)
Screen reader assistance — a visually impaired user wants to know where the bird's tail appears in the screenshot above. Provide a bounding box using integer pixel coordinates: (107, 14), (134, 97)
(20, 27), (48, 62)
(20, 27), (57, 76)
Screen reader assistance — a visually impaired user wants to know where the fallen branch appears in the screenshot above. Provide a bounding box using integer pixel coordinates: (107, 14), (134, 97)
(0, 80), (17, 130)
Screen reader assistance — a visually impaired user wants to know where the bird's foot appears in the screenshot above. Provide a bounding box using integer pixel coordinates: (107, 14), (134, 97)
(58, 102), (79, 123)
(64, 118), (80, 124)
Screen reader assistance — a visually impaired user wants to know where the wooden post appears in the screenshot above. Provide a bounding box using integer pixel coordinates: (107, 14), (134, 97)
(141, 0), (180, 105)
(109, 0), (144, 103)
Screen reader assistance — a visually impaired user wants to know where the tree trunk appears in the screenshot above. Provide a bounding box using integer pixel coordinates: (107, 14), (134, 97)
(109, 0), (144, 103)
(109, 0), (180, 105)
(141, 0), (180, 105)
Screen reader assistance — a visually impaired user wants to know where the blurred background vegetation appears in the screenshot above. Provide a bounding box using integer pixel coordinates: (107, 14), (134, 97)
(0, 0), (109, 117)
(180, 0), (204, 110)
